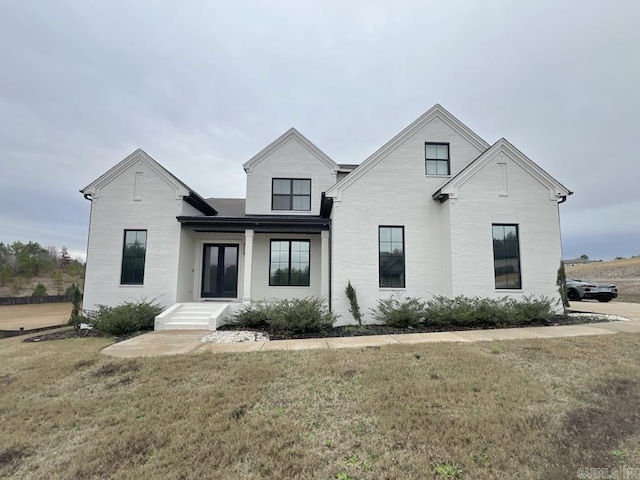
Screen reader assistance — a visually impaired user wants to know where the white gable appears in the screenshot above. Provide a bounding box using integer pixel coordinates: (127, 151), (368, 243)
(244, 129), (339, 215)
(325, 104), (489, 200)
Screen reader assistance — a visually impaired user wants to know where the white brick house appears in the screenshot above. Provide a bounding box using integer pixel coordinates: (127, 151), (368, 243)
(81, 105), (571, 329)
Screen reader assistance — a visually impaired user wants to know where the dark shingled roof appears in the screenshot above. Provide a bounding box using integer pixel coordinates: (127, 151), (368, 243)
(206, 198), (246, 217)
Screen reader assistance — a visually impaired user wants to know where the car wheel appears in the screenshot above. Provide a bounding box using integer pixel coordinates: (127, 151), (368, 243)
(567, 289), (581, 301)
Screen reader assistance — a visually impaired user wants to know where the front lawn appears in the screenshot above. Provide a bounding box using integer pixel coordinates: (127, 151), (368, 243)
(1, 332), (639, 479)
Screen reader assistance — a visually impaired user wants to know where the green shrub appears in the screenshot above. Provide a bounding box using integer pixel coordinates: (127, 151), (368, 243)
(268, 297), (336, 334)
(31, 283), (48, 297)
(423, 295), (556, 328)
(371, 296), (426, 328)
(231, 297), (336, 335)
(86, 300), (163, 336)
(345, 280), (362, 326)
(229, 301), (273, 328)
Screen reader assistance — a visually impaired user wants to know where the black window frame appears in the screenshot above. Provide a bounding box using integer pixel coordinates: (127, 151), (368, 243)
(492, 223), (522, 290)
(425, 142), (450, 176)
(269, 239), (311, 287)
(120, 229), (147, 285)
(378, 226), (405, 288)
(271, 178), (312, 211)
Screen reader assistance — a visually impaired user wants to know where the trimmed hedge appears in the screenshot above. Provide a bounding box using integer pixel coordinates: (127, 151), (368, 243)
(230, 297), (336, 335)
(373, 294), (557, 329)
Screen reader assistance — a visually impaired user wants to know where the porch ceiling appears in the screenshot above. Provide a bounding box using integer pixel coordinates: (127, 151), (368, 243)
(177, 215), (330, 233)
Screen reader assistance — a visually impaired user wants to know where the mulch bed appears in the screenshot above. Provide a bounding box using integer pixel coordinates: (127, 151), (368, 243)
(13, 311), (614, 343)
(219, 313), (610, 341)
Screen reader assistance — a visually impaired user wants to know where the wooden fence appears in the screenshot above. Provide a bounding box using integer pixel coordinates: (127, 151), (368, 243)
(0, 295), (80, 306)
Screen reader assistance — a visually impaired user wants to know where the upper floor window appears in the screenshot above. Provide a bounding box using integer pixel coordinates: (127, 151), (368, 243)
(272, 178), (311, 211)
(425, 143), (450, 175)
(121, 230), (147, 285)
(379, 226), (405, 288)
(492, 224), (521, 289)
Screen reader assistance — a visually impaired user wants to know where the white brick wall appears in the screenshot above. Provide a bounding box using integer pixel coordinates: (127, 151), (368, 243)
(448, 154), (563, 303)
(329, 118), (485, 325)
(245, 137), (337, 215)
(83, 161), (184, 311)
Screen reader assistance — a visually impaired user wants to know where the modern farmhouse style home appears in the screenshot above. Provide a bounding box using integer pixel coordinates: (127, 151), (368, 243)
(81, 105), (571, 329)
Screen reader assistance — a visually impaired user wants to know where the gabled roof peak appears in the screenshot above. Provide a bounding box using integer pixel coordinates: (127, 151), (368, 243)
(243, 128), (338, 173)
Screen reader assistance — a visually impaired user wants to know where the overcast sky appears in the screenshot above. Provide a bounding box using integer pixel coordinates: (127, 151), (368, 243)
(1, 0), (638, 261)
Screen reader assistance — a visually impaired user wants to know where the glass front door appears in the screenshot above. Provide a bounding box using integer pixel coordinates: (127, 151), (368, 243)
(201, 244), (239, 298)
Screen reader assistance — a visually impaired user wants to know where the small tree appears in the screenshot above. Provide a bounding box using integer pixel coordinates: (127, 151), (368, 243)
(32, 283), (48, 297)
(68, 284), (83, 330)
(59, 247), (71, 269)
(345, 280), (363, 326)
(579, 254), (589, 260)
(556, 262), (569, 312)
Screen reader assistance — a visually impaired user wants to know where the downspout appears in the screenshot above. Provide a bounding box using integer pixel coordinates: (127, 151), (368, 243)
(80, 191), (93, 311)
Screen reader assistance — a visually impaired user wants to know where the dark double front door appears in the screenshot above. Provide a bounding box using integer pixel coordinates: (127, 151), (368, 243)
(201, 244), (239, 298)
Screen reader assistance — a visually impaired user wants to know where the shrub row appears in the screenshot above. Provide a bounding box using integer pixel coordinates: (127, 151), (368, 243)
(372, 294), (557, 329)
(230, 297), (336, 334)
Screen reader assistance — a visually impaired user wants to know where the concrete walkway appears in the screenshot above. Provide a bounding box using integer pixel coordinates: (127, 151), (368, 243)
(101, 301), (640, 358)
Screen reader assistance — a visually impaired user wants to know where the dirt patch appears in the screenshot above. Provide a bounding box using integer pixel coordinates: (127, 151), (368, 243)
(0, 446), (30, 475)
(93, 360), (141, 378)
(541, 378), (640, 478)
(22, 329), (103, 342)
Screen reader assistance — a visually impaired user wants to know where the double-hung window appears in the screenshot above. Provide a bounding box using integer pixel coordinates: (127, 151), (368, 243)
(492, 224), (522, 289)
(121, 230), (147, 285)
(269, 240), (310, 286)
(379, 226), (405, 288)
(425, 143), (450, 175)
(272, 178), (311, 211)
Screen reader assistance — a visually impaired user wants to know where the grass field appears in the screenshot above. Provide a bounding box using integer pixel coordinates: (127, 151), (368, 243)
(567, 257), (640, 303)
(1, 331), (640, 479)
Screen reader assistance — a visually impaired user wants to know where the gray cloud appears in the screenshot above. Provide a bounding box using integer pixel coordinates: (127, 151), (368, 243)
(1, 0), (638, 261)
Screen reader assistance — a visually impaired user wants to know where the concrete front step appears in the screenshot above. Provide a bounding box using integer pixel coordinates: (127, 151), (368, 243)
(155, 302), (232, 331)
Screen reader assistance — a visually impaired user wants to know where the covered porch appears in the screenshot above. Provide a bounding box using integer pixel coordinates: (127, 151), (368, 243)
(156, 215), (331, 330)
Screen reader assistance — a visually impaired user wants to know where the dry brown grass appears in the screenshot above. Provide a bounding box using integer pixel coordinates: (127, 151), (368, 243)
(567, 257), (640, 303)
(0, 303), (72, 330)
(1, 332), (640, 479)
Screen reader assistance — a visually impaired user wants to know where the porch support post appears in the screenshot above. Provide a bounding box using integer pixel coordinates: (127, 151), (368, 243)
(320, 230), (330, 299)
(243, 229), (254, 302)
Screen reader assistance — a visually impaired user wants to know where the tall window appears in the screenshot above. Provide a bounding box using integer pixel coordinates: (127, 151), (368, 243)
(492, 224), (521, 289)
(425, 143), (450, 175)
(272, 178), (311, 211)
(121, 230), (147, 285)
(269, 240), (310, 286)
(379, 226), (405, 287)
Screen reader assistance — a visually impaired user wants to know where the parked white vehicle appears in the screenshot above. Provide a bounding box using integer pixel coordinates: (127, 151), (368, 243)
(566, 278), (618, 302)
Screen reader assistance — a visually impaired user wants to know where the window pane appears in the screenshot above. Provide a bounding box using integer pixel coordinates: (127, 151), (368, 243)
(273, 179), (290, 194)
(379, 227), (404, 287)
(437, 144), (449, 160)
(492, 224), (521, 289)
(426, 161), (438, 175)
(121, 230), (146, 285)
(379, 227), (391, 242)
(272, 195), (290, 210)
(292, 179), (311, 194)
(270, 240), (310, 286)
(292, 195), (310, 211)
(436, 161), (449, 175)
(425, 145), (437, 159)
